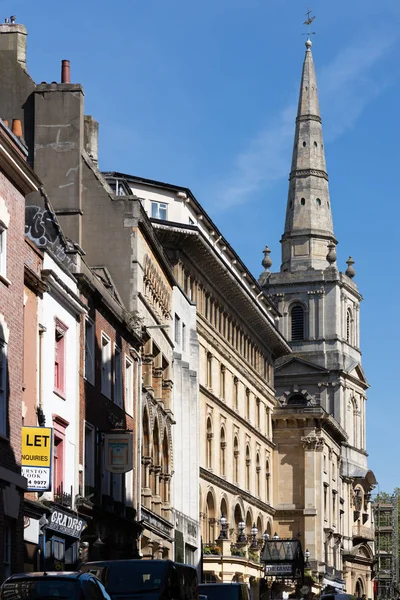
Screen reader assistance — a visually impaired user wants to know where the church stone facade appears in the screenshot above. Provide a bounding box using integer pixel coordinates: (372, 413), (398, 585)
(259, 39), (376, 597)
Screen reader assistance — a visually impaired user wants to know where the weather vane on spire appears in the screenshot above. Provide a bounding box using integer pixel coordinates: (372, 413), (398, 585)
(302, 8), (316, 41)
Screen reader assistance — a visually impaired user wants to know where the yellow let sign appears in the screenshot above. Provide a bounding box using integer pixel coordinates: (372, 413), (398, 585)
(21, 427), (52, 467)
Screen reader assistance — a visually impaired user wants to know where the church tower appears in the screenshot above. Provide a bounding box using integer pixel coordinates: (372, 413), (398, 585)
(260, 36), (376, 597)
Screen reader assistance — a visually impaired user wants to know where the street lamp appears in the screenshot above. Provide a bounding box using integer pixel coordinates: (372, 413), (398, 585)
(237, 520), (246, 544)
(250, 523), (258, 548)
(262, 531), (270, 545)
(273, 532), (279, 540)
(218, 514), (228, 540)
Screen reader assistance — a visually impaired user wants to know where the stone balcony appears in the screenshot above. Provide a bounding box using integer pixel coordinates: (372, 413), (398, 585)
(352, 523), (374, 541)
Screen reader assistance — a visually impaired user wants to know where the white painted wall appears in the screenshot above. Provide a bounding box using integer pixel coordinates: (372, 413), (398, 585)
(39, 253), (82, 505)
(171, 286), (200, 560)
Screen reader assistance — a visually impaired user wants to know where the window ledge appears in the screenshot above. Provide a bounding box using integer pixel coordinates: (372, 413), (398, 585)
(54, 389), (66, 401)
(0, 273), (11, 287)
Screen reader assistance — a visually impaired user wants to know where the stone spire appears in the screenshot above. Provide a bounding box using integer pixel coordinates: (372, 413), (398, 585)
(281, 39), (337, 272)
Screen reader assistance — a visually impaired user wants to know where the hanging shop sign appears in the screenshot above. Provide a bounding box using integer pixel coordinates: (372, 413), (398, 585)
(104, 433), (133, 473)
(265, 564), (293, 576)
(21, 426), (53, 491)
(48, 508), (86, 539)
(261, 538), (304, 580)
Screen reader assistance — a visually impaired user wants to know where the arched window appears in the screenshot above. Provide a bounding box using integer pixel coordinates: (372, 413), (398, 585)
(221, 497), (228, 530)
(234, 437), (239, 483)
(220, 365), (226, 399)
(207, 352), (213, 388)
(266, 460), (271, 503)
(256, 453), (261, 497)
(233, 376), (239, 410)
(246, 388), (250, 420)
(246, 445), (251, 491)
(142, 409), (150, 457)
(206, 418), (213, 469)
(352, 398), (358, 447)
(205, 491), (215, 543)
(291, 305), (304, 341)
(346, 309), (352, 344)
(162, 432), (169, 503)
(287, 393), (307, 406)
(220, 428), (226, 476)
(245, 511), (252, 537)
(151, 419), (160, 495)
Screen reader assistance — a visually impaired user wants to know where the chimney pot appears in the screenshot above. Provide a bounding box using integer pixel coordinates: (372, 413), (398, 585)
(3, 120), (8, 127)
(11, 119), (22, 137)
(61, 59), (70, 84)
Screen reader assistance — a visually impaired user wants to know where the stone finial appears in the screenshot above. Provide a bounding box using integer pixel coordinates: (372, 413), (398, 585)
(345, 257), (355, 278)
(326, 242), (337, 265)
(262, 245), (272, 272)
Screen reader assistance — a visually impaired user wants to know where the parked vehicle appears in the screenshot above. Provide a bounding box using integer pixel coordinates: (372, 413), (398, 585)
(198, 583), (250, 600)
(320, 595), (356, 600)
(80, 560), (199, 600)
(0, 572), (112, 600)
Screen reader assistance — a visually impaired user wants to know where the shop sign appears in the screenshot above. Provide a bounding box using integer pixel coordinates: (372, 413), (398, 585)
(265, 564), (293, 576)
(48, 509), (85, 539)
(21, 426), (52, 491)
(104, 433), (133, 473)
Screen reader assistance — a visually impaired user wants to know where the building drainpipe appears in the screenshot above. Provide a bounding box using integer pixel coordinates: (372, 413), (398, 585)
(129, 346), (143, 522)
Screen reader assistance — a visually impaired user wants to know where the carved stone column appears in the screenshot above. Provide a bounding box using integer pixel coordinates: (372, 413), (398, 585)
(142, 457), (152, 509)
(142, 356), (154, 390)
(153, 368), (164, 403)
(301, 433), (324, 560)
(162, 379), (173, 411)
(151, 465), (162, 515)
(161, 473), (172, 521)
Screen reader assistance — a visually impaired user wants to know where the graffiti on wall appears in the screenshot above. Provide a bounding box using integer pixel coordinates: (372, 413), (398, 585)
(25, 205), (76, 270)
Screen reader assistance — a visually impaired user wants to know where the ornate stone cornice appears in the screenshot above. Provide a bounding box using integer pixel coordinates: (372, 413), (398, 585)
(296, 114), (322, 124)
(289, 168), (328, 181)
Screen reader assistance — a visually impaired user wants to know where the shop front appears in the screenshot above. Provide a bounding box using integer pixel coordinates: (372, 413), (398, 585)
(261, 537), (306, 600)
(42, 507), (87, 571)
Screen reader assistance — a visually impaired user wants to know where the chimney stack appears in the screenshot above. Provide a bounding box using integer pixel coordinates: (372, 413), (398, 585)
(11, 118), (22, 137)
(0, 21), (27, 71)
(61, 59), (70, 84)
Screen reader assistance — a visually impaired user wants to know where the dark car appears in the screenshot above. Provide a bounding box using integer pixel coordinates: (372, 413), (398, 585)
(80, 559), (199, 600)
(0, 571), (112, 600)
(198, 584), (250, 600)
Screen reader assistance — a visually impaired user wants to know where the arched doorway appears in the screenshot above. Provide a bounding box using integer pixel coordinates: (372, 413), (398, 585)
(355, 579), (364, 598)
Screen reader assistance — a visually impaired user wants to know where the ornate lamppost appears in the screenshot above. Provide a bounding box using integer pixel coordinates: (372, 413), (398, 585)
(250, 523), (259, 549)
(218, 514), (228, 540)
(237, 520), (246, 544)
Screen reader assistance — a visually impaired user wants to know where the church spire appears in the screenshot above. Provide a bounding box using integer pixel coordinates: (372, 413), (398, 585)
(281, 38), (337, 272)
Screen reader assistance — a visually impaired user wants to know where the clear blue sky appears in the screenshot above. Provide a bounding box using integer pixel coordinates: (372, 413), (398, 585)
(6, 0), (399, 492)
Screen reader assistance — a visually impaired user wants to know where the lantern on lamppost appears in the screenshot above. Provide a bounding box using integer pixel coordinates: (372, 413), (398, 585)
(237, 520), (246, 544)
(218, 514), (228, 540)
(250, 523), (258, 549)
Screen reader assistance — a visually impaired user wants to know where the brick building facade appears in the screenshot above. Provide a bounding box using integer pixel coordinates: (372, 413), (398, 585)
(76, 262), (143, 560)
(0, 119), (40, 580)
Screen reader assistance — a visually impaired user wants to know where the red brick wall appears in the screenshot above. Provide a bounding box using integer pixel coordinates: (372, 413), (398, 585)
(0, 169), (26, 578)
(79, 292), (139, 510)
